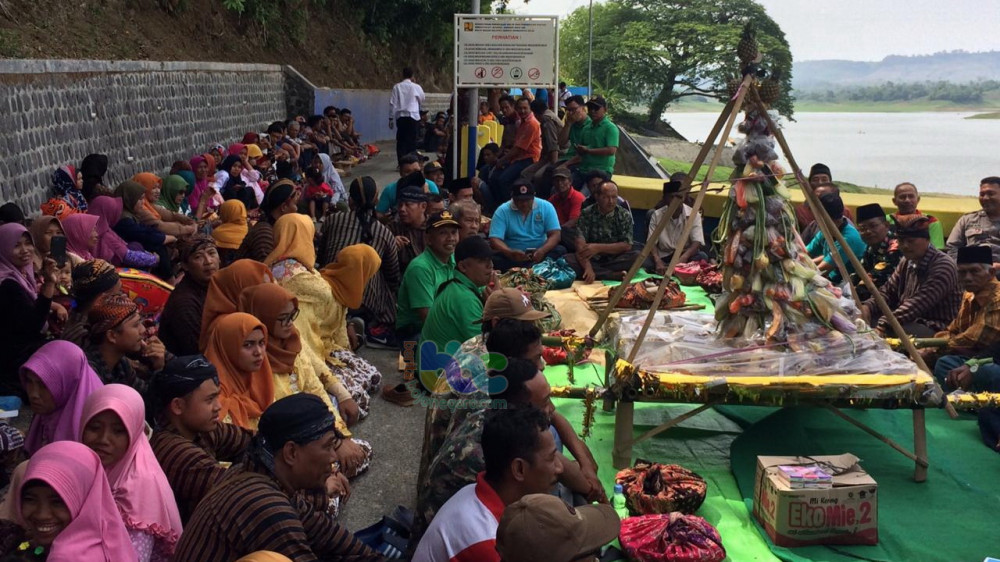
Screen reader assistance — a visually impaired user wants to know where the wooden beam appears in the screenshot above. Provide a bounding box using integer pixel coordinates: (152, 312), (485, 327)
(824, 404), (928, 469)
(631, 400), (721, 446)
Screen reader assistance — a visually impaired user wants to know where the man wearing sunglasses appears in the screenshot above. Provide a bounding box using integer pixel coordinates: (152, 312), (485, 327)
(564, 96), (619, 190)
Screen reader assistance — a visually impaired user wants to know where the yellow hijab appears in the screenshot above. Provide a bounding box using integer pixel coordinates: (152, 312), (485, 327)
(320, 244), (381, 309)
(212, 199), (249, 249)
(265, 213), (316, 270)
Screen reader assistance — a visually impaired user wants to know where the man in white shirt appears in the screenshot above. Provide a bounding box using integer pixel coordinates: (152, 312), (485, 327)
(389, 66), (426, 163)
(647, 179), (706, 273)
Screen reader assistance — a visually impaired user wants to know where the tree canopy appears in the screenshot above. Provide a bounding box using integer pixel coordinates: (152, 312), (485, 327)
(559, 0), (795, 125)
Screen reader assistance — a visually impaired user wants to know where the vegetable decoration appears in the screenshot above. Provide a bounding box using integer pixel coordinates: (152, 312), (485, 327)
(711, 108), (856, 343)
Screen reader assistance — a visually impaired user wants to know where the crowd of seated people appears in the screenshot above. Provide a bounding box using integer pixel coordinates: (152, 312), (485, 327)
(1, 79), (1000, 561)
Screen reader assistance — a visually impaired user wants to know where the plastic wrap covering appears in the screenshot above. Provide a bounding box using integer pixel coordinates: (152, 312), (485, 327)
(613, 310), (918, 377)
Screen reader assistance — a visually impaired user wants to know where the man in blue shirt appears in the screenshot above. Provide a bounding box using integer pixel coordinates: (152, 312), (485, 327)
(376, 153), (440, 217)
(806, 191), (867, 284)
(489, 180), (563, 271)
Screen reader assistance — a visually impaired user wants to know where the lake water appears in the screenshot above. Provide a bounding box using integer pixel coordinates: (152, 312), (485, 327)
(662, 111), (1000, 195)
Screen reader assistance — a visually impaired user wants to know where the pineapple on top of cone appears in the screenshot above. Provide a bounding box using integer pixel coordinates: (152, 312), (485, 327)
(713, 110), (857, 345)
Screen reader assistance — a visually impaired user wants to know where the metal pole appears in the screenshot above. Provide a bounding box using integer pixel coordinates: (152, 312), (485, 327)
(466, 0), (481, 178)
(587, 0), (593, 96)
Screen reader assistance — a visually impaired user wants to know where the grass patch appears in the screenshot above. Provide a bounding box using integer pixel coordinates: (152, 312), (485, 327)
(966, 111), (1000, 119)
(0, 30), (23, 58)
(658, 157), (734, 182)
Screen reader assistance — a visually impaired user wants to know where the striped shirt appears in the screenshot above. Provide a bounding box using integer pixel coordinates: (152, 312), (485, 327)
(172, 457), (382, 561)
(236, 220), (276, 263)
(318, 210), (401, 326)
(945, 278), (1000, 352)
(149, 422), (254, 523)
(865, 246), (961, 332)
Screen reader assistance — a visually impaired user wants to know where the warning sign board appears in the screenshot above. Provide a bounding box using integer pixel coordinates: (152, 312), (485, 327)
(455, 15), (558, 88)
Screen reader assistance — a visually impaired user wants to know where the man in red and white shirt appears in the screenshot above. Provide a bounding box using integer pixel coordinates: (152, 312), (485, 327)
(412, 407), (562, 561)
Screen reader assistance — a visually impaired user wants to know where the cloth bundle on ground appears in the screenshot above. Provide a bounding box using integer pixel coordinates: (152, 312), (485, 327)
(619, 512), (726, 562)
(498, 267), (562, 332)
(615, 461), (707, 515)
(532, 257), (576, 289)
(619, 279), (687, 310)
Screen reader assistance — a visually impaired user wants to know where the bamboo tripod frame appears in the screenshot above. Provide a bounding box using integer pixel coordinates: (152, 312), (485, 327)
(600, 78), (947, 482)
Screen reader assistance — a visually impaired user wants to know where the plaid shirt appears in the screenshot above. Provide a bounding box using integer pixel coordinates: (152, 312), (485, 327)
(865, 246), (962, 332)
(945, 279), (1000, 353)
(576, 204), (634, 245)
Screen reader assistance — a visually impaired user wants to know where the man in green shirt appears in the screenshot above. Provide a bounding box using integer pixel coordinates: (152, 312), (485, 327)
(566, 96), (619, 189)
(420, 236), (495, 356)
(396, 210), (460, 340)
(558, 95), (589, 160)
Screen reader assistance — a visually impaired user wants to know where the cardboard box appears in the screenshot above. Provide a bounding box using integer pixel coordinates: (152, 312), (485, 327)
(753, 453), (878, 547)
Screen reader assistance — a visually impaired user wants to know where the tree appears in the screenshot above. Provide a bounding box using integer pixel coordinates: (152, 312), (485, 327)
(559, 0), (794, 125)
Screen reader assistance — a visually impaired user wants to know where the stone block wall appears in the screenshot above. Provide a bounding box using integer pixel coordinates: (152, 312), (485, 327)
(0, 60), (287, 213)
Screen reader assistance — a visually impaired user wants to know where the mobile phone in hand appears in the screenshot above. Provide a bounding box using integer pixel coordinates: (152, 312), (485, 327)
(50, 236), (68, 267)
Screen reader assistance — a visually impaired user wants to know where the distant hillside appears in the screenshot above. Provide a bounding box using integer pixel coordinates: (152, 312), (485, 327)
(793, 51), (1000, 91)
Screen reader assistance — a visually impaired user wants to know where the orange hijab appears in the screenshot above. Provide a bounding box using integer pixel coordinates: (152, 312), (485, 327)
(320, 244), (382, 309)
(199, 259), (275, 351)
(238, 283), (301, 374)
(212, 199), (249, 249)
(264, 213), (316, 271)
(203, 312), (274, 429)
(131, 172), (164, 217)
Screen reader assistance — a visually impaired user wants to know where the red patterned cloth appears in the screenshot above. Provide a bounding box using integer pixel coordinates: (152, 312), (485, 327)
(620, 513), (726, 562)
(615, 462), (707, 515)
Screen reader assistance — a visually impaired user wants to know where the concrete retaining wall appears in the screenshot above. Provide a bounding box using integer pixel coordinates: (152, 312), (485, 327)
(314, 89), (451, 143)
(0, 59), (287, 213)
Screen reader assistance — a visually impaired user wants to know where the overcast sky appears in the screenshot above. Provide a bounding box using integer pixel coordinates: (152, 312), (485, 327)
(504, 0), (1000, 61)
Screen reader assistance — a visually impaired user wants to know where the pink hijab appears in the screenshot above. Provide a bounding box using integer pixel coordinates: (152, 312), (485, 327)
(16, 441), (134, 562)
(86, 196), (129, 264)
(22, 340), (104, 454)
(0, 223), (37, 298)
(62, 213), (100, 261)
(81, 384), (183, 557)
(188, 155), (209, 210)
(227, 143), (247, 158)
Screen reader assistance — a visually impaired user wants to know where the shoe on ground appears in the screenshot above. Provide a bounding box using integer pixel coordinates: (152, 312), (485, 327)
(382, 383), (414, 407)
(366, 323), (399, 349)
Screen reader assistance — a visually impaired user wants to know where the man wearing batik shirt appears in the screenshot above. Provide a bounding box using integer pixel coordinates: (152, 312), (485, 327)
(931, 245), (1000, 392)
(565, 180), (639, 283)
(863, 215), (961, 338)
(852, 203), (901, 301)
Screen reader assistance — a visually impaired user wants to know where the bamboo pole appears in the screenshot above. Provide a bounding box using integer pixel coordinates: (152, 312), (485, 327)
(824, 404), (928, 468)
(631, 400), (721, 446)
(587, 80), (746, 338)
(625, 77), (752, 364)
(912, 408), (929, 482)
(749, 92), (958, 420)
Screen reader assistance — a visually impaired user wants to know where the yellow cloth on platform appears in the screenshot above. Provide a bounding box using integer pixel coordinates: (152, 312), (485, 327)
(265, 213), (317, 270)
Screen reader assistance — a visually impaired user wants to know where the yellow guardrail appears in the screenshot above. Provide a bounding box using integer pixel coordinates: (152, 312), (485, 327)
(613, 175), (981, 235)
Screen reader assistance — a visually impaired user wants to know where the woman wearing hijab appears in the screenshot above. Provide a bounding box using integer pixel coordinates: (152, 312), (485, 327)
(212, 200), (249, 266)
(237, 284), (370, 477)
(235, 179), (299, 263)
(203, 312), (274, 430)
(20, 340), (104, 454)
(3, 441), (134, 561)
(158, 174), (192, 217)
(199, 258), (275, 351)
(80, 385), (182, 561)
(219, 155), (259, 214)
(0, 224), (61, 395)
(188, 154), (221, 219)
(80, 153), (111, 202)
(129, 173), (196, 238)
(316, 153), (347, 205)
(110, 182), (174, 280)
(62, 213), (100, 263)
(52, 165), (88, 212)
(266, 214), (382, 419)
(85, 196), (160, 270)
(318, 177), (400, 343)
(29, 214), (65, 269)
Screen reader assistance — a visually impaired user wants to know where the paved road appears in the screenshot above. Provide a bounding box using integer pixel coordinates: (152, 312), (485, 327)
(335, 146), (427, 533)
